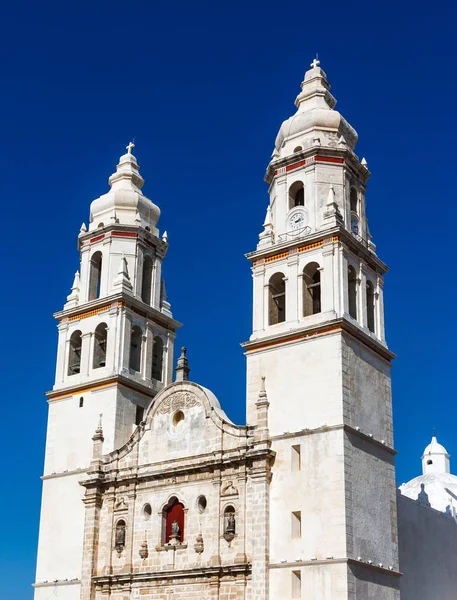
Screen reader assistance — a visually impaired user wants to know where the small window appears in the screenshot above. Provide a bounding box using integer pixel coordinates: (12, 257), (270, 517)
(79, 397), (84, 408)
(173, 410), (185, 427)
(97, 222), (104, 228)
(348, 265), (357, 320)
(268, 273), (286, 325)
(135, 405), (144, 426)
(93, 323), (108, 369)
(88, 251), (103, 300)
(141, 255), (153, 305)
(197, 496), (207, 513)
(350, 188), (358, 214)
(303, 262), (321, 316)
(143, 503), (152, 520)
(129, 326), (142, 372)
(292, 511), (301, 538)
(291, 445), (301, 472)
(427, 459), (433, 465)
(151, 336), (164, 381)
(293, 146), (303, 153)
(366, 281), (375, 333)
(68, 330), (82, 375)
(292, 570), (302, 598)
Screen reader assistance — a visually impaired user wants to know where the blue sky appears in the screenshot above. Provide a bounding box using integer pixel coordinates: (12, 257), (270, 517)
(1, 0), (456, 596)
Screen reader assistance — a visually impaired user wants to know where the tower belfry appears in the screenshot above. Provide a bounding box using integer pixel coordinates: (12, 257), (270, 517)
(34, 145), (181, 598)
(243, 60), (400, 597)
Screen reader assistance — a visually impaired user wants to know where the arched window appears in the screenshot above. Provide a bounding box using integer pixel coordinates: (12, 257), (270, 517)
(303, 262), (321, 317)
(114, 519), (126, 553)
(151, 336), (164, 381)
(289, 181), (305, 209)
(163, 497), (185, 544)
(88, 251), (103, 301)
(129, 326), (142, 372)
(93, 323), (108, 368)
(366, 281), (375, 333)
(348, 265), (358, 320)
(223, 505), (236, 541)
(350, 188), (359, 234)
(141, 255), (153, 304)
(268, 273), (286, 325)
(68, 330), (82, 375)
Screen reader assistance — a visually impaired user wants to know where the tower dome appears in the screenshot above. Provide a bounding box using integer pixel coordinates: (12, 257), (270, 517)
(89, 142), (161, 233)
(422, 433), (450, 475)
(273, 59), (358, 160)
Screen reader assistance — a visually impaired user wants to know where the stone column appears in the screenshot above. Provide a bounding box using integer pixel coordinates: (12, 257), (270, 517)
(152, 256), (162, 310)
(80, 484), (103, 600)
(56, 321), (69, 384)
(81, 332), (92, 379)
(321, 240), (335, 313)
(287, 250), (299, 323)
(253, 262), (266, 333)
(377, 276), (386, 342)
(359, 263), (367, 328)
(249, 453), (272, 600)
(263, 280), (270, 330)
(120, 308), (132, 375)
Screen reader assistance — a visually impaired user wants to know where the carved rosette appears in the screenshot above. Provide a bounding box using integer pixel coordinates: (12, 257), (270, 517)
(156, 391), (200, 415)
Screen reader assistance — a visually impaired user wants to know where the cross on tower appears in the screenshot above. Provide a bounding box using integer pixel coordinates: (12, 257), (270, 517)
(310, 57), (320, 69)
(126, 141), (135, 154)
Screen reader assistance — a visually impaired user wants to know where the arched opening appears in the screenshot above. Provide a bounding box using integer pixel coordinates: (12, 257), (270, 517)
(427, 459), (433, 466)
(141, 255), (153, 305)
(268, 273), (286, 325)
(88, 251), (103, 300)
(293, 145), (303, 153)
(350, 188), (359, 234)
(303, 262), (321, 317)
(223, 505), (236, 541)
(348, 265), (358, 320)
(163, 497), (185, 544)
(93, 323), (108, 368)
(129, 326), (142, 372)
(151, 336), (164, 381)
(114, 519), (126, 553)
(366, 281), (375, 333)
(68, 330), (82, 375)
(289, 181), (305, 209)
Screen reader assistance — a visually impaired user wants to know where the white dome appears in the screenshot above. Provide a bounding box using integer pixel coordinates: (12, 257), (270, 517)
(89, 145), (160, 233)
(400, 472), (457, 517)
(273, 62), (358, 159)
(423, 435), (449, 457)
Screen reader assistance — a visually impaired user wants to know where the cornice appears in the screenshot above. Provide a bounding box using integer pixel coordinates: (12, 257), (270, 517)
(47, 373), (158, 401)
(92, 563), (251, 587)
(270, 558), (400, 577)
(265, 147), (370, 186)
(242, 317), (395, 363)
(78, 223), (168, 258)
(54, 292), (182, 331)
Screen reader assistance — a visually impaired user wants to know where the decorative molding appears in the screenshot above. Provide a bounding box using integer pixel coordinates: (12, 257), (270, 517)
(156, 391), (200, 415)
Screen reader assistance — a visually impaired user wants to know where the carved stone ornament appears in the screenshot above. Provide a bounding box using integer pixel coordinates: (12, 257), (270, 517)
(114, 497), (128, 512)
(139, 539), (149, 559)
(221, 481), (238, 497)
(194, 533), (204, 554)
(156, 391), (200, 415)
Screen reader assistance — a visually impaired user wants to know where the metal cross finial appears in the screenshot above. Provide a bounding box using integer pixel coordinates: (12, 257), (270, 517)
(126, 141), (135, 154)
(310, 57), (320, 69)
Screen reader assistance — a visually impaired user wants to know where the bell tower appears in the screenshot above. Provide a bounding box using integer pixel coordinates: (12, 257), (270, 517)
(34, 144), (181, 600)
(244, 61), (401, 599)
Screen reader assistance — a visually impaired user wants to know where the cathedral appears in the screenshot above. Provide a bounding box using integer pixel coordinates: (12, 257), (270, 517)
(33, 60), (457, 600)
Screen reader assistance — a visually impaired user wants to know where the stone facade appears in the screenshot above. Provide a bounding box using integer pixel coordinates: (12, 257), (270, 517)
(34, 62), (456, 600)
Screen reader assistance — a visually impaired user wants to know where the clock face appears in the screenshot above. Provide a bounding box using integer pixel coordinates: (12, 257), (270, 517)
(288, 211), (305, 230)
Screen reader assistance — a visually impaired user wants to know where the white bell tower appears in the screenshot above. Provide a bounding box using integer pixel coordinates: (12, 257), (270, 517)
(33, 144), (181, 600)
(244, 61), (401, 598)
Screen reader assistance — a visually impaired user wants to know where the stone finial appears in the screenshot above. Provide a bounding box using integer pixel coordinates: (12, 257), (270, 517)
(92, 414), (104, 460)
(194, 533), (204, 554)
(113, 255), (133, 293)
(65, 271), (80, 309)
(139, 535), (149, 559)
(162, 231), (168, 244)
(79, 222), (87, 233)
(258, 206), (274, 248)
(323, 183), (343, 227)
(255, 377), (270, 441)
(175, 347), (190, 382)
(361, 157), (368, 169)
(417, 483), (431, 508)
